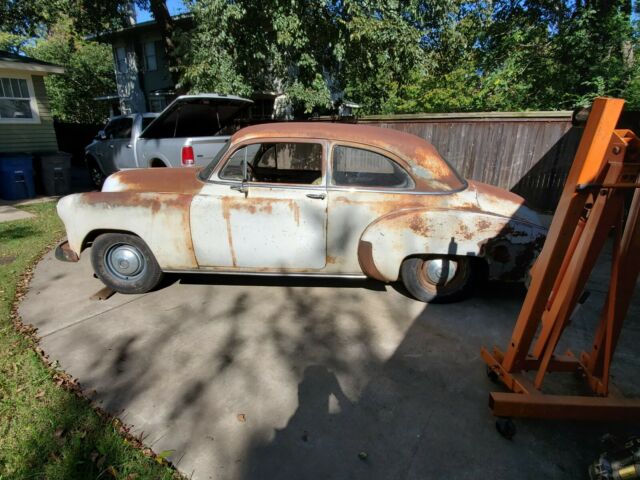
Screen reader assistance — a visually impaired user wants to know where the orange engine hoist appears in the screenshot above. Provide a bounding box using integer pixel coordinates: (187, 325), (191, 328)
(481, 97), (640, 436)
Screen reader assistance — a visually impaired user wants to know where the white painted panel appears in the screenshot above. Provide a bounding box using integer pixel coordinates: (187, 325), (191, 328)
(191, 183), (327, 269)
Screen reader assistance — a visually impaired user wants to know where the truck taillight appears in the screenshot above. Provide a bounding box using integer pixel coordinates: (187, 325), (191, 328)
(181, 145), (195, 166)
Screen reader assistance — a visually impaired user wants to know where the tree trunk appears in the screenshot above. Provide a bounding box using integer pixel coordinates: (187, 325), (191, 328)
(148, 0), (183, 92)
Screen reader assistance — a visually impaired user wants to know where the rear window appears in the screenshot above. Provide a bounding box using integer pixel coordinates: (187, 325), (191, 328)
(331, 146), (414, 189)
(141, 99), (249, 139)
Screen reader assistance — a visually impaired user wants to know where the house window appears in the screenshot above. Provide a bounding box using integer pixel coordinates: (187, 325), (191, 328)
(0, 76), (38, 123)
(144, 42), (157, 71)
(116, 47), (127, 72)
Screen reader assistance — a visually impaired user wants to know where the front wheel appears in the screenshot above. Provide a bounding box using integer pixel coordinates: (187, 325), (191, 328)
(91, 233), (163, 294)
(87, 157), (106, 189)
(400, 256), (476, 303)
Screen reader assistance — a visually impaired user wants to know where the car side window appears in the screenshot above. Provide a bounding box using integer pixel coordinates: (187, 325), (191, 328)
(220, 144), (261, 180)
(112, 118), (133, 139)
(220, 142), (323, 185)
(331, 145), (414, 189)
(105, 118), (133, 140)
(103, 120), (116, 139)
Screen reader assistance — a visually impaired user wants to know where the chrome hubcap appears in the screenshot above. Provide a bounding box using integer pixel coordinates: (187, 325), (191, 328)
(105, 244), (145, 280)
(423, 258), (457, 285)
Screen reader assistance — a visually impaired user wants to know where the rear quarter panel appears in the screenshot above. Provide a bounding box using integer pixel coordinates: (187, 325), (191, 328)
(358, 208), (547, 282)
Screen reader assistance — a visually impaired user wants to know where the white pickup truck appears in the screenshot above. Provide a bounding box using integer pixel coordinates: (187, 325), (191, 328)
(86, 94), (253, 187)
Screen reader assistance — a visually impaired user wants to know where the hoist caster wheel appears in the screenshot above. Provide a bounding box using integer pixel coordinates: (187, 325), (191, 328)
(486, 365), (499, 383)
(496, 417), (516, 439)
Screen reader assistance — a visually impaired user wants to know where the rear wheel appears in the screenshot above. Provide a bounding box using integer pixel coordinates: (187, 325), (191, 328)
(400, 255), (476, 303)
(150, 159), (166, 167)
(91, 233), (163, 294)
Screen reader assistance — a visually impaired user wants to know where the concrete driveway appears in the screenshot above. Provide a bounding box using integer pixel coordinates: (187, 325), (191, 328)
(20, 245), (640, 480)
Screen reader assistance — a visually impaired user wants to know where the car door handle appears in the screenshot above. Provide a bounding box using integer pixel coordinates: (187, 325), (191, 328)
(306, 193), (326, 200)
(109, 144), (114, 148)
(126, 144), (132, 149)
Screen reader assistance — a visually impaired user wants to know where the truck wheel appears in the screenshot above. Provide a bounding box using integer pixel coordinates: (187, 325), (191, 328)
(91, 233), (163, 294)
(400, 256), (475, 303)
(87, 158), (106, 189)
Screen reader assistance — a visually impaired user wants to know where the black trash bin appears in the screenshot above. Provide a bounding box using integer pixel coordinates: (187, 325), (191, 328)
(39, 152), (72, 196)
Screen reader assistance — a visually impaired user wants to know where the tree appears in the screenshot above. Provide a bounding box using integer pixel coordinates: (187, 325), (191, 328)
(180, 0), (341, 114)
(0, 0), (129, 37)
(26, 17), (117, 123)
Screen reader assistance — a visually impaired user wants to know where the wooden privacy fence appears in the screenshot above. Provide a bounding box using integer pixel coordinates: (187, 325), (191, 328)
(356, 111), (582, 212)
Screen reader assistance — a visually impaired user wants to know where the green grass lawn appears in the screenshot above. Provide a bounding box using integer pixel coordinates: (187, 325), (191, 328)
(0, 202), (179, 480)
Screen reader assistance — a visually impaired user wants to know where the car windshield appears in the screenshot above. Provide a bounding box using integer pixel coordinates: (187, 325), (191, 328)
(199, 141), (231, 181)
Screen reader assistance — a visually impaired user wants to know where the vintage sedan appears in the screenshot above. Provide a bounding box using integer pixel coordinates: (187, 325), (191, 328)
(56, 122), (547, 303)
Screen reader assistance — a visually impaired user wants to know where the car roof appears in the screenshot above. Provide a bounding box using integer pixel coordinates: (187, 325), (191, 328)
(231, 122), (465, 191)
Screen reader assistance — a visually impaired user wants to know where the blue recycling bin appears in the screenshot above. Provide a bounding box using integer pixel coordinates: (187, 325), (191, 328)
(0, 155), (36, 201)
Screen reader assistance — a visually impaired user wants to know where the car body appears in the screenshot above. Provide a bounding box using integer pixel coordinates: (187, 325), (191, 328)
(57, 122), (547, 303)
(86, 94), (253, 188)
(85, 112), (158, 187)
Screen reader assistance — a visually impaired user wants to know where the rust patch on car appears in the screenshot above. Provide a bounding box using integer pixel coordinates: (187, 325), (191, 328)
(476, 219), (492, 231)
(456, 223), (474, 241)
(357, 240), (389, 282)
(409, 216), (430, 236)
(288, 199), (300, 226)
(468, 180), (525, 205)
(108, 167), (205, 195)
(221, 201), (238, 266)
(326, 255), (337, 264)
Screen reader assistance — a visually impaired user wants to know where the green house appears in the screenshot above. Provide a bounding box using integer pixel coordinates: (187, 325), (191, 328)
(0, 51), (65, 155)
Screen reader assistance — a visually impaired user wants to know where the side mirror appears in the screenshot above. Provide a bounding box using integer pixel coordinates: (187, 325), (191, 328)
(96, 130), (107, 141)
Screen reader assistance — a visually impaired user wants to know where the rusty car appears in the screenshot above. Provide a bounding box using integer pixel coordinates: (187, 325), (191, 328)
(55, 122), (547, 303)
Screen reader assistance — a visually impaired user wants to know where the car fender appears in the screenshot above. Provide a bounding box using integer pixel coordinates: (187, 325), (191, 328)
(357, 208), (547, 282)
(56, 192), (198, 270)
(135, 139), (173, 168)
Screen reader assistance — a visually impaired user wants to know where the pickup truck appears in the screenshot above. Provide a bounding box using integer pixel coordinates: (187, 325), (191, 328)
(86, 94), (253, 188)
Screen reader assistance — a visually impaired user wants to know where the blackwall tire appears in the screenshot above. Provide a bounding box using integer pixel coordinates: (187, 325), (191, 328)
(400, 256), (476, 303)
(91, 233), (163, 294)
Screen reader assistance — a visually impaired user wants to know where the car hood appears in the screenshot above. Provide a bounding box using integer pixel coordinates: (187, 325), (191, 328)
(102, 168), (205, 195)
(466, 180), (545, 227)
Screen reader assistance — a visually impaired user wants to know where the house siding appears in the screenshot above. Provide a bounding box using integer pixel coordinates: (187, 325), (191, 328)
(0, 74), (59, 154)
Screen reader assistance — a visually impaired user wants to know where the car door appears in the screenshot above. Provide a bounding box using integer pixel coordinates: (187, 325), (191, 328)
(326, 143), (417, 273)
(93, 119), (115, 171)
(108, 117), (137, 169)
(190, 139), (328, 270)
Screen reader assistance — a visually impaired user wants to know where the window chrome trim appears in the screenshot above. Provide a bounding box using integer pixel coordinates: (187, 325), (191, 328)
(209, 137), (329, 188)
(326, 185), (467, 196)
(205, 178), (328, 191)
(204, 178), (466, 195)
(328, 141), (416, 191)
